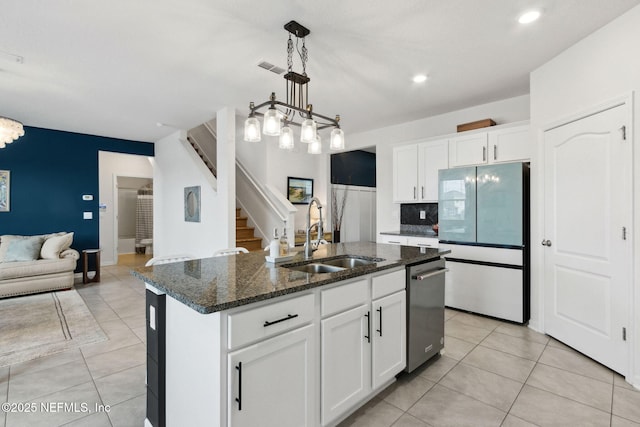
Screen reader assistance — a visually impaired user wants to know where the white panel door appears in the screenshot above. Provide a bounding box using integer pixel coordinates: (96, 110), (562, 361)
(321, 304), (370, 426)
(543, 103), (631, 375)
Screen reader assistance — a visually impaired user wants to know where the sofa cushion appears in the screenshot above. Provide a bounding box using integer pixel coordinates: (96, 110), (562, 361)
(0, 257), (76, 280)
(3, 236), (45, 262)
(0, 235), (21, 262)
(41, 232), (74, 260)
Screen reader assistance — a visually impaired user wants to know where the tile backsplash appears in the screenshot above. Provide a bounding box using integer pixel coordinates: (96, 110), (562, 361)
(401, 203), (438, 226)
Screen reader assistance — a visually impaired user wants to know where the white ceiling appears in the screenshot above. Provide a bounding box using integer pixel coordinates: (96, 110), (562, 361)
(1, 0), (638, 143)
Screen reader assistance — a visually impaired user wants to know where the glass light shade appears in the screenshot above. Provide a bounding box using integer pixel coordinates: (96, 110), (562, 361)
(329, 128), (345, 150)
(244, 116), (261, 142)
(308, 134), (322, 154)
(278, 125), (294, 150)
(300, 118), (317, 143)
(262, 108), (281, 136)
(0, 117), (25, 146)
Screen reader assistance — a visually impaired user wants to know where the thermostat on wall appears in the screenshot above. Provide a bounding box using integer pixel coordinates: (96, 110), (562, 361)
(82, 195), (94, 201)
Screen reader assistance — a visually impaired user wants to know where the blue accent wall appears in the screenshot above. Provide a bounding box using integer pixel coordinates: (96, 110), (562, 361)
(0, 127), (154, 270)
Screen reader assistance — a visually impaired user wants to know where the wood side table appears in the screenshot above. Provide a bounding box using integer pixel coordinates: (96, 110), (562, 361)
(82, 249), (101, 284)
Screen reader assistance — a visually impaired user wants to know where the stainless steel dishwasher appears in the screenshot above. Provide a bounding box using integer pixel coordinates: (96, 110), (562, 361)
(405, 258), (447, 373)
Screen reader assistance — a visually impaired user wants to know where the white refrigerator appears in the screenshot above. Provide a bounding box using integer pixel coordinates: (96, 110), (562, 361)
(438, 162), (530, 323)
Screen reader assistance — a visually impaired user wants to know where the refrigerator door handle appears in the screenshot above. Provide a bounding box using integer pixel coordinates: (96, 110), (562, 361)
(483, 146), (486, 162)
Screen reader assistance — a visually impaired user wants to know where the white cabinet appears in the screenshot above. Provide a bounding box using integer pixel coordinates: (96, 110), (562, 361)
(320, 270), (406, 426)
(418, 139), (449, 201)
(487, 126), (530, 163)
(372, 291), (406, 389)
(449, 132), (489, 167)
(449, 125), (530, 167)
(228, 324), (315, 427)
(378, 234), (407, 245)
(392, 144), (418, 202)
(406, 236), (439, 249)
(393, 140), (449, 202)
(321, 304), (370, 425)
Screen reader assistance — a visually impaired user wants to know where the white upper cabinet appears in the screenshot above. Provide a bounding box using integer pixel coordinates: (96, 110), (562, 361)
(448, 132), (489, 167)
(418, 139), (448, 202)
(487, 125), (531, 163)
(449, 125), (530, 167)
(393, 140), (448, 203)
(392, 144), (418, 202)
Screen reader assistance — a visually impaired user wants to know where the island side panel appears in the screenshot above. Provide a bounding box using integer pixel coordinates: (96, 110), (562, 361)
(165, 295), (225, 426)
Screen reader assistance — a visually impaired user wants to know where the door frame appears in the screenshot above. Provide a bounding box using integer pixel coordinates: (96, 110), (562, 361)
(535, 92), (635, 382)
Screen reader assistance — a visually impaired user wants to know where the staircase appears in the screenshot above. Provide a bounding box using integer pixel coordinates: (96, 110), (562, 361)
(187, 135), (216, 177)
(236, 208), (263, 251)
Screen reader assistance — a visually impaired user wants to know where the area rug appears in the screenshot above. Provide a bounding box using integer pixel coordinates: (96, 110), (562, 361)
(0, 290), (107, 367)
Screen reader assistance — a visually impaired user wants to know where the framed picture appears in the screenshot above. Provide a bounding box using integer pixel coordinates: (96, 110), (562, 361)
(0, 170), (9, 212)
(184, 186), (201, 222)
(287, 177), (313, 204)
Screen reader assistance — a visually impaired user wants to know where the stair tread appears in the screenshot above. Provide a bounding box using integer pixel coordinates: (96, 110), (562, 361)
(236, 216), (248, 220)
(236, 237), (262, 242)
(236, 226), (255, 231)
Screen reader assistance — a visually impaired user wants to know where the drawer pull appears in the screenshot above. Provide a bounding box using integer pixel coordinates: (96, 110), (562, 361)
(376, 306), (383, 337)
(413, 268), (449, 281)
(235, 362), (242, 411)
(263, 313), (298, 327)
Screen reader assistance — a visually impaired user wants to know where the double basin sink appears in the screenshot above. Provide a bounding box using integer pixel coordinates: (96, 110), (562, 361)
(283, 255), (383, 274)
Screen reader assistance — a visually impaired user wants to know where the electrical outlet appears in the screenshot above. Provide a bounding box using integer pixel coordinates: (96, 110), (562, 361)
(420, 210), (426, 220)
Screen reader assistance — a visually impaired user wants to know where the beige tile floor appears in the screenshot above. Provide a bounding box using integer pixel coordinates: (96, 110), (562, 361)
(2, 263), (639, 426)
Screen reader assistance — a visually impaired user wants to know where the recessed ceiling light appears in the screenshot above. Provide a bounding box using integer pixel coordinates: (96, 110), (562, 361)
(413, 74), (428, 83)
(518, 10), (541, 24)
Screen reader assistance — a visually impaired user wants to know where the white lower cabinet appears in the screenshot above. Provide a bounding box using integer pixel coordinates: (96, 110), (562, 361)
(378, 234), (407, 245)
(321, 304), (370, 425)
(372, 291), (406, 390)
(228, 324), (315, 427)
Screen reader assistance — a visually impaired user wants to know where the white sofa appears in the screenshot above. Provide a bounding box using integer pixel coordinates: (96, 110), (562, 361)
(0, 233), (80, 298)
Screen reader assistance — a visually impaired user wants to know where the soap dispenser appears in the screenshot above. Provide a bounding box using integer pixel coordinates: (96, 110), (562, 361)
(269, 228), (280, 258)
(279, 222), (289, 256)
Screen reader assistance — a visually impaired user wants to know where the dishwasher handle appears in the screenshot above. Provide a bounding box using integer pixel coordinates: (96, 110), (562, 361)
(412, 268), (449, 281)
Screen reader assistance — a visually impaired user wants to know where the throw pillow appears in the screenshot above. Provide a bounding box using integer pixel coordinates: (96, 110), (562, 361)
(40, 232), (74, 259)
(0, 235), (21, 262)
(4, 236), (45, 262)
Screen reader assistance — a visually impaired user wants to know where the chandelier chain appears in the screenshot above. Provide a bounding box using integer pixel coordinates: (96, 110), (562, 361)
(287, 35), (293, 72)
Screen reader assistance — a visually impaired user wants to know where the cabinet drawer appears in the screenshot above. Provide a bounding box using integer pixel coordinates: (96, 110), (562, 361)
(321, 279), (369, 318)
(372, 269), (405, 300)
(228, 293), (314, 350)
(379, 235), (407, 245)
(406, 236), (439, 248)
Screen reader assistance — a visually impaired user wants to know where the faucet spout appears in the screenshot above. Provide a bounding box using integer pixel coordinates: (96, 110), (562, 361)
(305, 197), (324, 259)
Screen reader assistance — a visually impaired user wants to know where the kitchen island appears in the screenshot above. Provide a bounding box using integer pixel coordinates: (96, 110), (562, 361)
(132, 242), (448, 427)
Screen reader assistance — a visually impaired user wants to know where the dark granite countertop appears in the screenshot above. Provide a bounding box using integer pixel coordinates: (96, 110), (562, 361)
(380, 230), (439, 238)
(132, 242), (448, 314)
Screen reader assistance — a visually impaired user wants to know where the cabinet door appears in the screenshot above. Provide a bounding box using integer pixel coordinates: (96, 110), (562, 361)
(418, 140), (448, 201)
(372, 291), (406, 390)
(228, 325), (315, 427)
(393, 144), (418, 202)
(488, 126), (530, 163)
(449, 133), (488, 167)
(321, 304), (370, 426)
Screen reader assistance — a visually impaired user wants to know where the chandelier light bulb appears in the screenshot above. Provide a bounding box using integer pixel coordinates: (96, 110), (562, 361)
(263, 108), (282, 136)
(244, 116), (261, 142)
(308, 134), (322, 154)
(279, 125), (294, 150)
(330, 128), (345, 150)
(300, 118), (317, 143)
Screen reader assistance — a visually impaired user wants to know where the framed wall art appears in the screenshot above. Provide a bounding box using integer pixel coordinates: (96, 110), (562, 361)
(0, 170), (9, 212)
(287, 177), (313, 205)
(184, 186), (201, 222)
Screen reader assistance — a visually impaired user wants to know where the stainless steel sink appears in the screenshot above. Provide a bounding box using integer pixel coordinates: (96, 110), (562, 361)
(320, 257), (377, 268)
(283, 256), (381, 274)
(285, 263), (346, 274)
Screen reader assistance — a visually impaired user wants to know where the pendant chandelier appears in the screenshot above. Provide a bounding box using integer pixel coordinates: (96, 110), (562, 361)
(0, 116), (25, 148)
(243, 20), (345, 154)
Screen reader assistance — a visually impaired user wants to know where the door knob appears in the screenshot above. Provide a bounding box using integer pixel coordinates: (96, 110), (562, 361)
(541, 239), (552, 247)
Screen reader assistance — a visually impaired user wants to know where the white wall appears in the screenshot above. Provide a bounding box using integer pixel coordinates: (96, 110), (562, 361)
(346, 94), (530, 237)
(98, 151), (153, 265)
(153, 112), (235, 259)
(530, 4), (640, 386)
